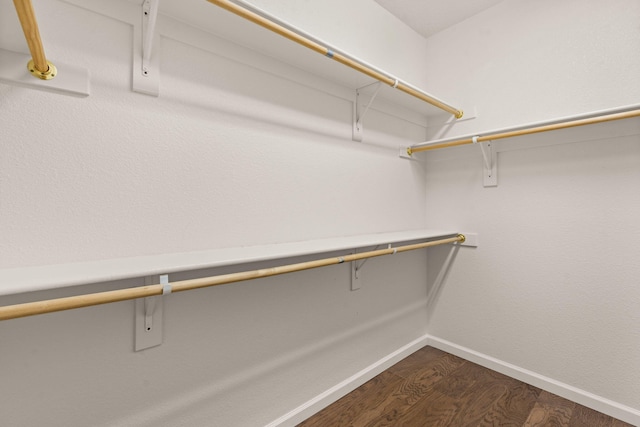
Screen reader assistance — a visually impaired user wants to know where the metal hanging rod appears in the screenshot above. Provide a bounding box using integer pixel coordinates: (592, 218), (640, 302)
(409, 105), (640, 154)
(0, 235), (465, 321)
(12, 0), (56, 80)
(206, 0), (463, 118)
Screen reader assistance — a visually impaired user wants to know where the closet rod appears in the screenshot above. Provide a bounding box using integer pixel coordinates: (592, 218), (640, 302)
(12, 0), (56, 80)
(0, 235), (465, 321)
(206, 0), (463, 118)
(409, 107), (640, 154)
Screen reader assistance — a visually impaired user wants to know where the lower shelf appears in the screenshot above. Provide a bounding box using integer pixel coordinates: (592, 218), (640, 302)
(0, 229), (457, 297)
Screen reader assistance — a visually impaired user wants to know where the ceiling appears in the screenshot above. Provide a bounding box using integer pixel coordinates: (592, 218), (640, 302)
(374, 0), (503, 38)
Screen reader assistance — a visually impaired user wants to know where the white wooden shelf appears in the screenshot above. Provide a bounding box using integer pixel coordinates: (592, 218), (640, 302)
(0, 229), (458, 297)
(158, 0), (453, 118)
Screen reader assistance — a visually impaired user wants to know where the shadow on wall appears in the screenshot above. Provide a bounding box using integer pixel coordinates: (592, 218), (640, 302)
(426, 244), (460, 324)
(108, 296), (428, 426)
(156, 38), (425, 150)
(159, 38), (352, 138)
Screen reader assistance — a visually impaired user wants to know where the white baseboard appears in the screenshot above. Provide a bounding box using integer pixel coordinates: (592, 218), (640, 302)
(264, 333), (432, 427)
(268, 334), (640, 427)
(426, 336), (640, 427)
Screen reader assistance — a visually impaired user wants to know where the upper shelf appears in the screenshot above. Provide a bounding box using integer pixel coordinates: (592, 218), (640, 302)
(0, 229), (458, 297)
(154, 0), (460, 118)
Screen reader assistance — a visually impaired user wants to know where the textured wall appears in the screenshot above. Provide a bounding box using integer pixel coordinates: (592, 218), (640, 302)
(422, 0), (640, 414)
(0, 0), (431, 426)
(423, 0), (640, 138)
(3, 0), (638, 424)
(0, 0), (428, 269)
(247, 0), (431, 87)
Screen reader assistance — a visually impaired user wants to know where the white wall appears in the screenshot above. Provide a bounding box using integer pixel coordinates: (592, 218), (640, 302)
(246, 0), (431, 87)
(0, 0), (428, 269)
(423, 0), (640, 138)
(0, 0), (432, 426)
(422, 0), (640, 419)
(3, 0), (639, 425)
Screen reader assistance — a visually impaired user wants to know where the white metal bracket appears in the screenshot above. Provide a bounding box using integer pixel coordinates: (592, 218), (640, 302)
(351, 254), (362, 290)
(135, 273), (168, 351)
(352, 82), (383, 142)
(132, 0), (160, 96)
(473, 136), (498, 187)
(351, 245), (386, 290)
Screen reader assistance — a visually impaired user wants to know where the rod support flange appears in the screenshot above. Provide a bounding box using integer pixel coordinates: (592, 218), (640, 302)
(28, 59), (56, 80)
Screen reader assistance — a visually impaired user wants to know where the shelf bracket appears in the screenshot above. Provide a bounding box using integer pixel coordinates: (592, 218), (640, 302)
(352, 82), (383, 142)
(135, 273), (168, 351)
(351, 245), (383, 290)
(473, 136), (497, 187)
(133, 0), (161, 96)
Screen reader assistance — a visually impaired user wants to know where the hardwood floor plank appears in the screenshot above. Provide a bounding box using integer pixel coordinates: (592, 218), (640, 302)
(297, 371), (402, 427)
(569, 404), (618, 427)
(447, 376), (510, 425)
(389, 389), (466, 427)
(537, 390), (576, 405)
(351, 383), (441, 427)
(376, 359), (499, 426)
(351, 354), (465, 426)
(611, 419), (636, 427)
(366, 362), (477, 427)
(433, 362), (538, 426)
(431, 360), (485, 398)
(298, 347), (634, 427)
(387, 346), (451, 379)
(523, 402), (573, 427)
(479, 377), (540, 426)
(523, 391), (575, 427)
(395, 354), (467, 404)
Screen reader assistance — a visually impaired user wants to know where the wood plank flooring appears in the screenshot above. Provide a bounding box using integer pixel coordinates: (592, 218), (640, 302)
(298, 346), (634, 427)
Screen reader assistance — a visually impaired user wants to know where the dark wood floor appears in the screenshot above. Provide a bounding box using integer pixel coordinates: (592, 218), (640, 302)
(298, 346), (634, 427)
